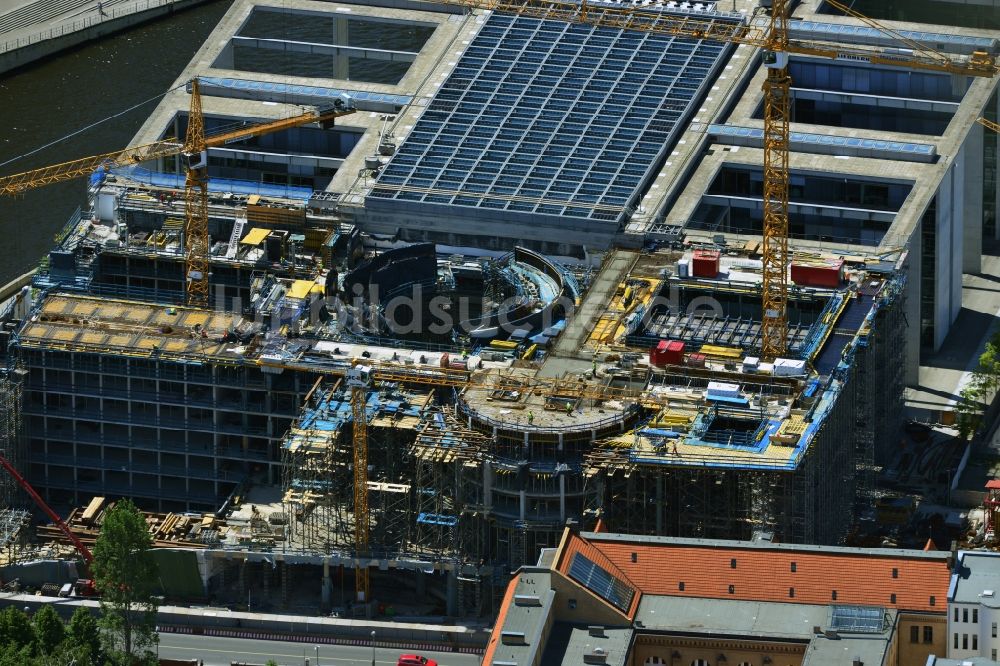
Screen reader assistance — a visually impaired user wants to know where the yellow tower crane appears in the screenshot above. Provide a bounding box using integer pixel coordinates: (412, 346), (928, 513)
(980, 116), (1000, 134)
(440, 0), (999, 358)
(0, 78), (356, 306)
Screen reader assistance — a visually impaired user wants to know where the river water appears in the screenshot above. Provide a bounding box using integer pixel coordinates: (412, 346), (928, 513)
(0, 0), (234, 285)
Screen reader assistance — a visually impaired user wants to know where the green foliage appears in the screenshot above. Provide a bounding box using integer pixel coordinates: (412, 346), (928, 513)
(67, 606), (103, 664)
(92, 499), (160, 666)
(31, 605), (63, 655)
(0, 607), (36, 654)
(956, 330), (1000, 440)
(266, 660), (279, 666)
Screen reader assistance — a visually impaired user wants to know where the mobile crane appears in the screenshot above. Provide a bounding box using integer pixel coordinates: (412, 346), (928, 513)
(0, 453), (94, 587)
(0, 78), (356, 307)
(438, 0), (999, 359)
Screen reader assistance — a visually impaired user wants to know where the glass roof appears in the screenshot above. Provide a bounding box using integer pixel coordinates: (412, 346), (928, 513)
(369, 10), (739, 227)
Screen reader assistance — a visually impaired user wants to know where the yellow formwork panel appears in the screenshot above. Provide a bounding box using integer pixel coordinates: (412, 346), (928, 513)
(699, 344), (743, 359)
(53, 329), (78, 342)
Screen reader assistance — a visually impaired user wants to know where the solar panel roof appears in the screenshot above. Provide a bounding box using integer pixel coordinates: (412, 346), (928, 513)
(568, 551), (636, 613)
(368, 9), (739, 228)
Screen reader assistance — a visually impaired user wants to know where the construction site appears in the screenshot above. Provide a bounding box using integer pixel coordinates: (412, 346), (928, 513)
(0, 0), (995, 620)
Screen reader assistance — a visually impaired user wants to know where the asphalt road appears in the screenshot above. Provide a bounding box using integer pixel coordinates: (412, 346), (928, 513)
(156, 632), (482, 666)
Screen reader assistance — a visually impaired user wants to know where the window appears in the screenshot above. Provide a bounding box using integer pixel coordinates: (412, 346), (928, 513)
(923, 626), (933, 644)
(964, 634), (969, 650)
(993, 621), (997, 638)
(789, 587), (795, 598)
(910, 626), (920, 643)
(974, 608), (979, 623)
(678, 582), (685, 591)
(930, 596), (936, 606)
(790, 562), (796, 572)
(728, 584), (735, 594)
(965, 608), (969, 623)
(956, 608), (960, 622)
(691, 661), (709, 666)
(974, 634), (979, 650)
(992, 649), (997, 661)
(631, 552), (637, 563)
(891, 593), (896, 604)
(643, 659), (666, 666)
(892, 567), (898, 578)
(831, 590), (837, 601)
(955, 633), (959, 649)
(730, 558), (737, 569)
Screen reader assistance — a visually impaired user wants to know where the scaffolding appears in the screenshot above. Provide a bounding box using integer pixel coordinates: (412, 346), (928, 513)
(0, 369), (25, 510)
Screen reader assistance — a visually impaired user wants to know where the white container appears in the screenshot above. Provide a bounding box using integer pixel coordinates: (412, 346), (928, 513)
(706, 381), (740, 398)
(773, 358), (807, 377)
(677, 259), (690, 278)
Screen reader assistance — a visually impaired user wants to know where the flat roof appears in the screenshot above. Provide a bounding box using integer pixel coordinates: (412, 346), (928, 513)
(369, 8), (737, 227)
(953, 551), (1000, 607)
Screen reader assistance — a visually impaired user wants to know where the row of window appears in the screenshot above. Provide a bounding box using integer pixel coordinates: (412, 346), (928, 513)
(954, 607), (980, 624)
(955, 632), (979, 651)
(909, 625), (934, 643)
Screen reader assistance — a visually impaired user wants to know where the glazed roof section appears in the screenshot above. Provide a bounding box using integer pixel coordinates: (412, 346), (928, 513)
(368, 8), (738, 227)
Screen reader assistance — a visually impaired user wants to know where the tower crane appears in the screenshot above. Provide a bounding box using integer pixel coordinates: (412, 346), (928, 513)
(439, 0), (999, 358)
(980, 117), (1000, 134)
(0, 79), (356, 306)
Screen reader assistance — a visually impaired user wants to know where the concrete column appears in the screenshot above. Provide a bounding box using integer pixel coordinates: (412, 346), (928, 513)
(962, 122), (984, 273)
(904, 230), (921, 384)
(559, 474), (566, 522)
(655, 475), (664, 535)
(322, 560), (332, 608)
(333, 17), (350, 79)
(239, 559), (247, 607)
(933, 174), (958, 351)
(446, 570), (459, 617)
(519, 489), (526, 521)
(483, 464), (493, 509)
(994, 90), (1000, 241)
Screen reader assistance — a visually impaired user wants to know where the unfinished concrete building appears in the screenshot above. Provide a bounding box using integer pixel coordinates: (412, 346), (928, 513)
(0, 0), (996, 616)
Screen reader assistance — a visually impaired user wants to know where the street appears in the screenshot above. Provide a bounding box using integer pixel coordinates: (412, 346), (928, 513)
(156, 632), (482, 666)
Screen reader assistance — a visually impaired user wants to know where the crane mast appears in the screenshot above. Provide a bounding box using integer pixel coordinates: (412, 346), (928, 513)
(183, 78), (211, 308)
(760, 0), (791, 359)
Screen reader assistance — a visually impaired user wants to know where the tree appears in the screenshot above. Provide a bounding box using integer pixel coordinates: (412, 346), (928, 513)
(91, 499), (159, 666)
(0, 607), (36, 654)
(31, 605), (63, 655)
(66, 606), (102, 664)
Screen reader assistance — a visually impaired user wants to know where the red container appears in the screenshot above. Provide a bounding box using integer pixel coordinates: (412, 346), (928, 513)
(686, 352), (706, 368)
(651, 340), (685, 367)
(791, 260), (844, 288)
(691, 250), (720, 278)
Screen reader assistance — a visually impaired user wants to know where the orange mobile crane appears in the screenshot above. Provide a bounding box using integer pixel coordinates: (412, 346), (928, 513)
(440, 0), (999, 358)
(0, 78), (356, 307)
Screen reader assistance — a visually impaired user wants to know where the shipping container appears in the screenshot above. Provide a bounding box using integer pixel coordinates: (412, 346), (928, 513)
(791, 259), (844, 288)
(691, 250), (720, 278)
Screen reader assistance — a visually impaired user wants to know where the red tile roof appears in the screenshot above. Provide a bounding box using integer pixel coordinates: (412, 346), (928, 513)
(556, 531), (950, 614)
(481, 573), (519, 665)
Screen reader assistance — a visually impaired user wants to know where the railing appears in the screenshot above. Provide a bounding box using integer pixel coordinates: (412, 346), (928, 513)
(457, 399), (638, 435)
(0, 0), (189, 56)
